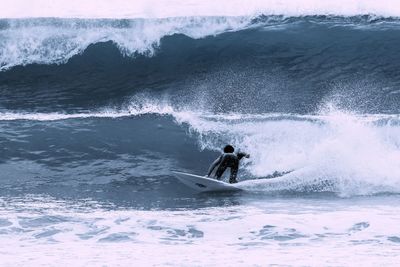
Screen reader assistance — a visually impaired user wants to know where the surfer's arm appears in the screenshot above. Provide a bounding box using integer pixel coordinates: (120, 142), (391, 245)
(207, 155), (222, 177)
(237, 152), (250, 160)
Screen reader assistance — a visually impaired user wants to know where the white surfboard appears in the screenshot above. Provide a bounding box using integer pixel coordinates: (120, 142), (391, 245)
(172, 171), (242, 192)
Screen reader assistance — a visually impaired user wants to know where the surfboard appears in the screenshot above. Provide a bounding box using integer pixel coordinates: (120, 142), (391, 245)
(172, 171), (242, 192)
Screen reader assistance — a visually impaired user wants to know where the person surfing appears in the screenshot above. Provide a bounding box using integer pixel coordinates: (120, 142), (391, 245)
(206, 145), (250, 184)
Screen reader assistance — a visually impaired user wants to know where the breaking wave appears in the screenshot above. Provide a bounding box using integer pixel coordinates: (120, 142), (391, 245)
(1, 103), (400, 197)
(1, 14), (400, 198)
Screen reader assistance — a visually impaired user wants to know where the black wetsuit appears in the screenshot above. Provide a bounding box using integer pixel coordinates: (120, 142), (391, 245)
(207, 152), (247, 183)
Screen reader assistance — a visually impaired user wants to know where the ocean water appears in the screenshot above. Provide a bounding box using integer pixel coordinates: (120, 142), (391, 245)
(1, 1), (400, 266)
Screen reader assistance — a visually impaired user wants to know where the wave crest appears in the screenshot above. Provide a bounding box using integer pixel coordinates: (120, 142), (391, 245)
(0, 17), (251, 71)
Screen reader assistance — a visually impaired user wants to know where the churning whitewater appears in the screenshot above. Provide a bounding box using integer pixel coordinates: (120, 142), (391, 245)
(1, 1), (400, 266)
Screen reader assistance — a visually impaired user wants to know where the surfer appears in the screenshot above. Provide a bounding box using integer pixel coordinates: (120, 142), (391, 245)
(207, 145), (250, 184)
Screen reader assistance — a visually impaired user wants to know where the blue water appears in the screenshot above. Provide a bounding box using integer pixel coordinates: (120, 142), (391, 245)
(1, 15), (400, 266)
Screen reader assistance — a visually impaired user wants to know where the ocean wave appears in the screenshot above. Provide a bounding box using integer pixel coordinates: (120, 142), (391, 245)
(1, 15), (400, 71)
(1, 11), (400, 198)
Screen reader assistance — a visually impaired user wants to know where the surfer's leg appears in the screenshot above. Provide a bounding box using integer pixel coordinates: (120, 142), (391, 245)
(215, 165), (227, 180)
(229, 162), (239, 184)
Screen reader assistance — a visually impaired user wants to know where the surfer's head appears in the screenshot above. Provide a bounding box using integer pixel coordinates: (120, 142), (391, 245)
(223, 145), (235, 153)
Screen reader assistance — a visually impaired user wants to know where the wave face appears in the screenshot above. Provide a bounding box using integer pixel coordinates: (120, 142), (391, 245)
(1, 15), (400, 204)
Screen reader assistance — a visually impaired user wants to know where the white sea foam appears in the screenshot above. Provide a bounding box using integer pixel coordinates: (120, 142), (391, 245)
(1, 0), (400, 18)
(0, 196), (400, 266)
(176, 107), (400, 196)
